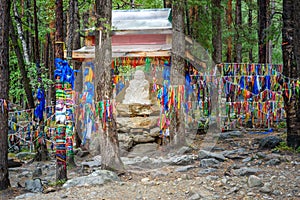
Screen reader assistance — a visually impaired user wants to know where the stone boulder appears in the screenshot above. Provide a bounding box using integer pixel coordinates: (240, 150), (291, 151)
(259, 136), (283, 149)
(25, 179), (43, 193)
(63, 170), (119, 188)
(127, 143), (158, 158)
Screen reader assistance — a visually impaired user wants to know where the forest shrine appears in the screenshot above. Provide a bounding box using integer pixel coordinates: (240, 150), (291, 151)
(7, 8), (299, 157)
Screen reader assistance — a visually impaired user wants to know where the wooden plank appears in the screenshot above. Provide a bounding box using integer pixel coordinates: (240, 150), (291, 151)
(112, 34), (167, 46)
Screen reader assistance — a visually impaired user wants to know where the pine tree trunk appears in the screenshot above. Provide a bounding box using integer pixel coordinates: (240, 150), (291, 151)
(33, 0), (48, 162)
(282, 0), (300, 149)
(73, 0), (82, 148)
(66, 0), (76, 167)
(258, 0), (269, 63)
(226, 0), (233, 63)
(0, 0), (11, 191)
(248, 0), (253, 62)
(171, 0), (186, 147)
(234, 0), (242, 63)
(55, 0), (67, 181)
(212, 0), (222, 64)
(95, 0), (124, 172)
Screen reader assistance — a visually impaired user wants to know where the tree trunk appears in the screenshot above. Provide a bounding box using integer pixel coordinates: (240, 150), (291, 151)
(234, 0), (242, 63)
(268, 0), (275, 63)
(13, 2), (30, 64)
(258, 0), (269, 63)
(171, 0), (186, 147)
(248, 0), (253, 62)
(33, 0), (48, 162)
(55, 0), (67, 181)
(212, 0), (222, 64)
(73, 0), (82, 148)
(0, 0), (11, 191)
(226, 0), (233, 63)
(9, 19), (35, 109)
(282, 0), (300, 149)
(66, 0), (76, 167)
(95, 0), (124, 172)
(55, 0), (64, 59)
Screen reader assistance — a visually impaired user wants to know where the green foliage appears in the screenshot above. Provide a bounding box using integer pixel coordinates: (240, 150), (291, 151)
(273, 141), (300, 153)
(277, 121), (287, 129)
(48, 179), (67, 187)
(113, 0), (163, 9)
(9, 51), (53, 105)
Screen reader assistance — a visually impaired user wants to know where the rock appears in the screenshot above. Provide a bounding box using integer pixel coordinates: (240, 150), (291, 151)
(141, 177), (150, 183)
(220, 131), (243, 140)
(175, 165), (195, 172)
(8, 158), (23, 168)
(226, 186), (240, 195)
(242, 157), (252, 163)
(198, 168), (217, 174)
(15, 193), (37, 199)
(119, 135), (134, 152)
(272, 190), (282, 196)
(188, 193), (202, 200)
(233, 167), (261, 176)
(222, 148), (248, 159)
(260, 183), (272, 193)
(127, 143), (158, 158)
(176, 146), (193, 155)
(63, 170), (119, 188)
(200, 158), (220, 168)
(259, 136), (283, 149)
(25, 179), (43, 193)
(149, 127), (160, 137)
(76, 148), (89, 157)
(248, 175), (263, 188)
(82, 160), (101, 168)
(32, 167), (42, 178)
(256, 152), (267, 159)
(43, 186), (57, 194)
(169, 155), (195, 166)
(15, 152), (35, 160)
(198, 150), (226, 161)
(117, 117), (159, 130)
(133, 135), (155, 143)
(206, 175), (219, 181)
(265, 158), (281, 166)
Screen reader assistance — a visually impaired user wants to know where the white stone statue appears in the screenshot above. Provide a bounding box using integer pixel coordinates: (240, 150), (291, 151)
(123, 70), (151, 105)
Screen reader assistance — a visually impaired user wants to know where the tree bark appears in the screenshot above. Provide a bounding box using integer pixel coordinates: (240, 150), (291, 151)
(226, 0), (233, 63)
(13, 2), (30, 64)
(55, 0), (67, 181)
(212, 0), (222, 64)
(73, 0), (82, 148)
(171, 0), (186, 147)
(9, 19), (35, 109)
(248, 0), (253, 62)
(95, 0), (124, 172)
(258, 0), (269, 63)
(32, 0), (49, 162)
(55, 0), (64, 59)
(282, 0), (300, 149)
(234, 0), (242, 63)
(65, 0), (76, 167)
(0, 0), (11, 191)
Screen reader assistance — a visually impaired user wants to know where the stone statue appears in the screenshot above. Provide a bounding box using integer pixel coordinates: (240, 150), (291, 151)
(123, 70), (151, 105)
